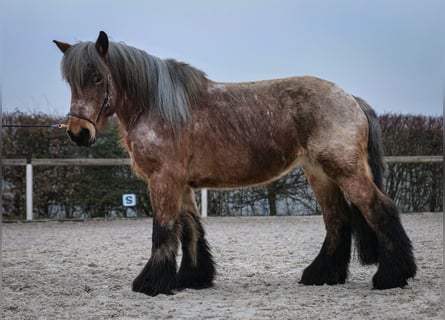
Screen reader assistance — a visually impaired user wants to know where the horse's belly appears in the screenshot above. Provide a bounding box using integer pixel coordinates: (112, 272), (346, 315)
(189, 146), (302, 189)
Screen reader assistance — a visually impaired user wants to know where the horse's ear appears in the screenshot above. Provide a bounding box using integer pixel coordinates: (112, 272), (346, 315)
(95, 31), (109, 57)
(53, 40), (71, 54)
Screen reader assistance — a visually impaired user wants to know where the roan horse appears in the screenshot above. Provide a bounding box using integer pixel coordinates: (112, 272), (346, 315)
(54, 31), (416, 296)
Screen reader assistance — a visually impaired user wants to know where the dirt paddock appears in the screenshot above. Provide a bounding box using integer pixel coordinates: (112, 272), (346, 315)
(2, 213), (443, 319)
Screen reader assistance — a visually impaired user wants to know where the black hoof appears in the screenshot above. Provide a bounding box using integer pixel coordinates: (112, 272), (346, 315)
(300, 256), (348, 286)
(132, 258), (177, 296)
(178, 238), (216, 290)
(177, 275), (214, 290)
(177, 265), (215, 290)
(372, 245), (416, 290)
(300, 229), (351, 286)
(372, 269), (408, 290)
(372, 211), (417, 290)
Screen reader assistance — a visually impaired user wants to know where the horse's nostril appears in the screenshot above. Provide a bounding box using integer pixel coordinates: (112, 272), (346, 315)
(79, 128), (91, 139)
(66, 128), (94, 146)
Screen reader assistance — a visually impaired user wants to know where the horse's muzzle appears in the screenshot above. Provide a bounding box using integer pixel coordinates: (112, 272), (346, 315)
(67, 127), (96, 147)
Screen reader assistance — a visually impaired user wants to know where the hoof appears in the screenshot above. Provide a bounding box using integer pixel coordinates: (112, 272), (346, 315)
(372, 270), (408, 290)
(300, 231), (351, 286)
(132, 258), (177, 296)
(177, 238), (216, 290)
(300, 263), (347, 286)
(372, 251), (416, 290)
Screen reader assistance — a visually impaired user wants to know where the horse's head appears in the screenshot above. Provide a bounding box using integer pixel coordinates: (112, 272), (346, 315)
(54, 31), (114, 146)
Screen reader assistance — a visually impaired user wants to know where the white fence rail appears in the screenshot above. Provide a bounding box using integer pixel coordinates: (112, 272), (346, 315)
(2, 156), (442, 220)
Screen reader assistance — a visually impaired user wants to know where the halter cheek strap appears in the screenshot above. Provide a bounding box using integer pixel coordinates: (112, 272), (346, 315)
(67, 75), (111, 127)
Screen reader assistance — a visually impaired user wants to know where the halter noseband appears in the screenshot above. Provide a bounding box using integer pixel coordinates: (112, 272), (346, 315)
(67, 75), (111, 127)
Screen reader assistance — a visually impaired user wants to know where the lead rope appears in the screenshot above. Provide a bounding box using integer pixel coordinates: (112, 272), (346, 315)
(2, 124), (67, 129)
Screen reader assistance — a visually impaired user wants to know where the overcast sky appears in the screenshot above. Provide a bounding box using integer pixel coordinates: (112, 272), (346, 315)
(1, 0), (443, 117)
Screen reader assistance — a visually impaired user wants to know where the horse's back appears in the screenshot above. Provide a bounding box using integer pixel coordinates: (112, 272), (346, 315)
(206, 75), (369, 157)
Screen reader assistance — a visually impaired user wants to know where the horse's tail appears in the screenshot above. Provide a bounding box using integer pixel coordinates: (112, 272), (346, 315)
(351, 96), (386, 265)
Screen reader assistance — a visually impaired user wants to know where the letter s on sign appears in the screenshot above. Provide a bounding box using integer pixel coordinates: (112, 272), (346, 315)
(122, 194), (136, 207)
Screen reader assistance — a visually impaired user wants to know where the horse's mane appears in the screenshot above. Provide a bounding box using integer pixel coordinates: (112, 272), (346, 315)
(60, 40), (208, 130)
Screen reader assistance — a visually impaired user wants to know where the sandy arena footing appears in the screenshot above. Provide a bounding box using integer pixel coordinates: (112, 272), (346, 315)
(2, 213), (443, 319)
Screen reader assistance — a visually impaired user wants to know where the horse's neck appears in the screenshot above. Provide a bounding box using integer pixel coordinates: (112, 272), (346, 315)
(115, 103), (143, 131)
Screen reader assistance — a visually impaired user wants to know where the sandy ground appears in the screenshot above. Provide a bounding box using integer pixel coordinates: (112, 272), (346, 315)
(2, 213), (443, 320)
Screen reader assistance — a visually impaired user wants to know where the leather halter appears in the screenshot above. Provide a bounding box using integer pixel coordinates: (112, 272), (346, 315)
(67, 75), (111, 127)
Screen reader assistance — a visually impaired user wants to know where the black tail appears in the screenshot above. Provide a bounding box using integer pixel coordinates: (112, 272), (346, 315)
(351, 96), (386, 265)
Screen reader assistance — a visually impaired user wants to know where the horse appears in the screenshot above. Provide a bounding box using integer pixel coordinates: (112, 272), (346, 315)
(54, 31), (416, 296)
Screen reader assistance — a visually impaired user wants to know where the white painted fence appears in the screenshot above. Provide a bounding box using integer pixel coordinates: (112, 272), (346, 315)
(2, 156), (442, 220)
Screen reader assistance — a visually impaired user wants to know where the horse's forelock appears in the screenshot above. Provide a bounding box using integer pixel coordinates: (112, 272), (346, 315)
(60, 42), (109, 95)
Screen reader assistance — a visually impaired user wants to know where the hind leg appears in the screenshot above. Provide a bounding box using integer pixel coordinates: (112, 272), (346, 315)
(336, 171), (417, 289)
(177, 188), (216, 289)
(300, 163), (352, 285)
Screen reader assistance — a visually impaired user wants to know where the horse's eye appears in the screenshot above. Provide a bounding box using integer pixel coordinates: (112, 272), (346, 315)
(94, 74), (103, 85)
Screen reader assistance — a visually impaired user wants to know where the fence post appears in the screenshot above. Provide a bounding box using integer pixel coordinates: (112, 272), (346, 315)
(26, 161), (33, 221)
(201, 188), (208, 217)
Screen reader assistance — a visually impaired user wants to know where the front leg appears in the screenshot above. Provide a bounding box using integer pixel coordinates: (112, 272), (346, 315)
(132, 220), (179, 296)
(132, 175), (182, 296)
(177, 188), (216, 289)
